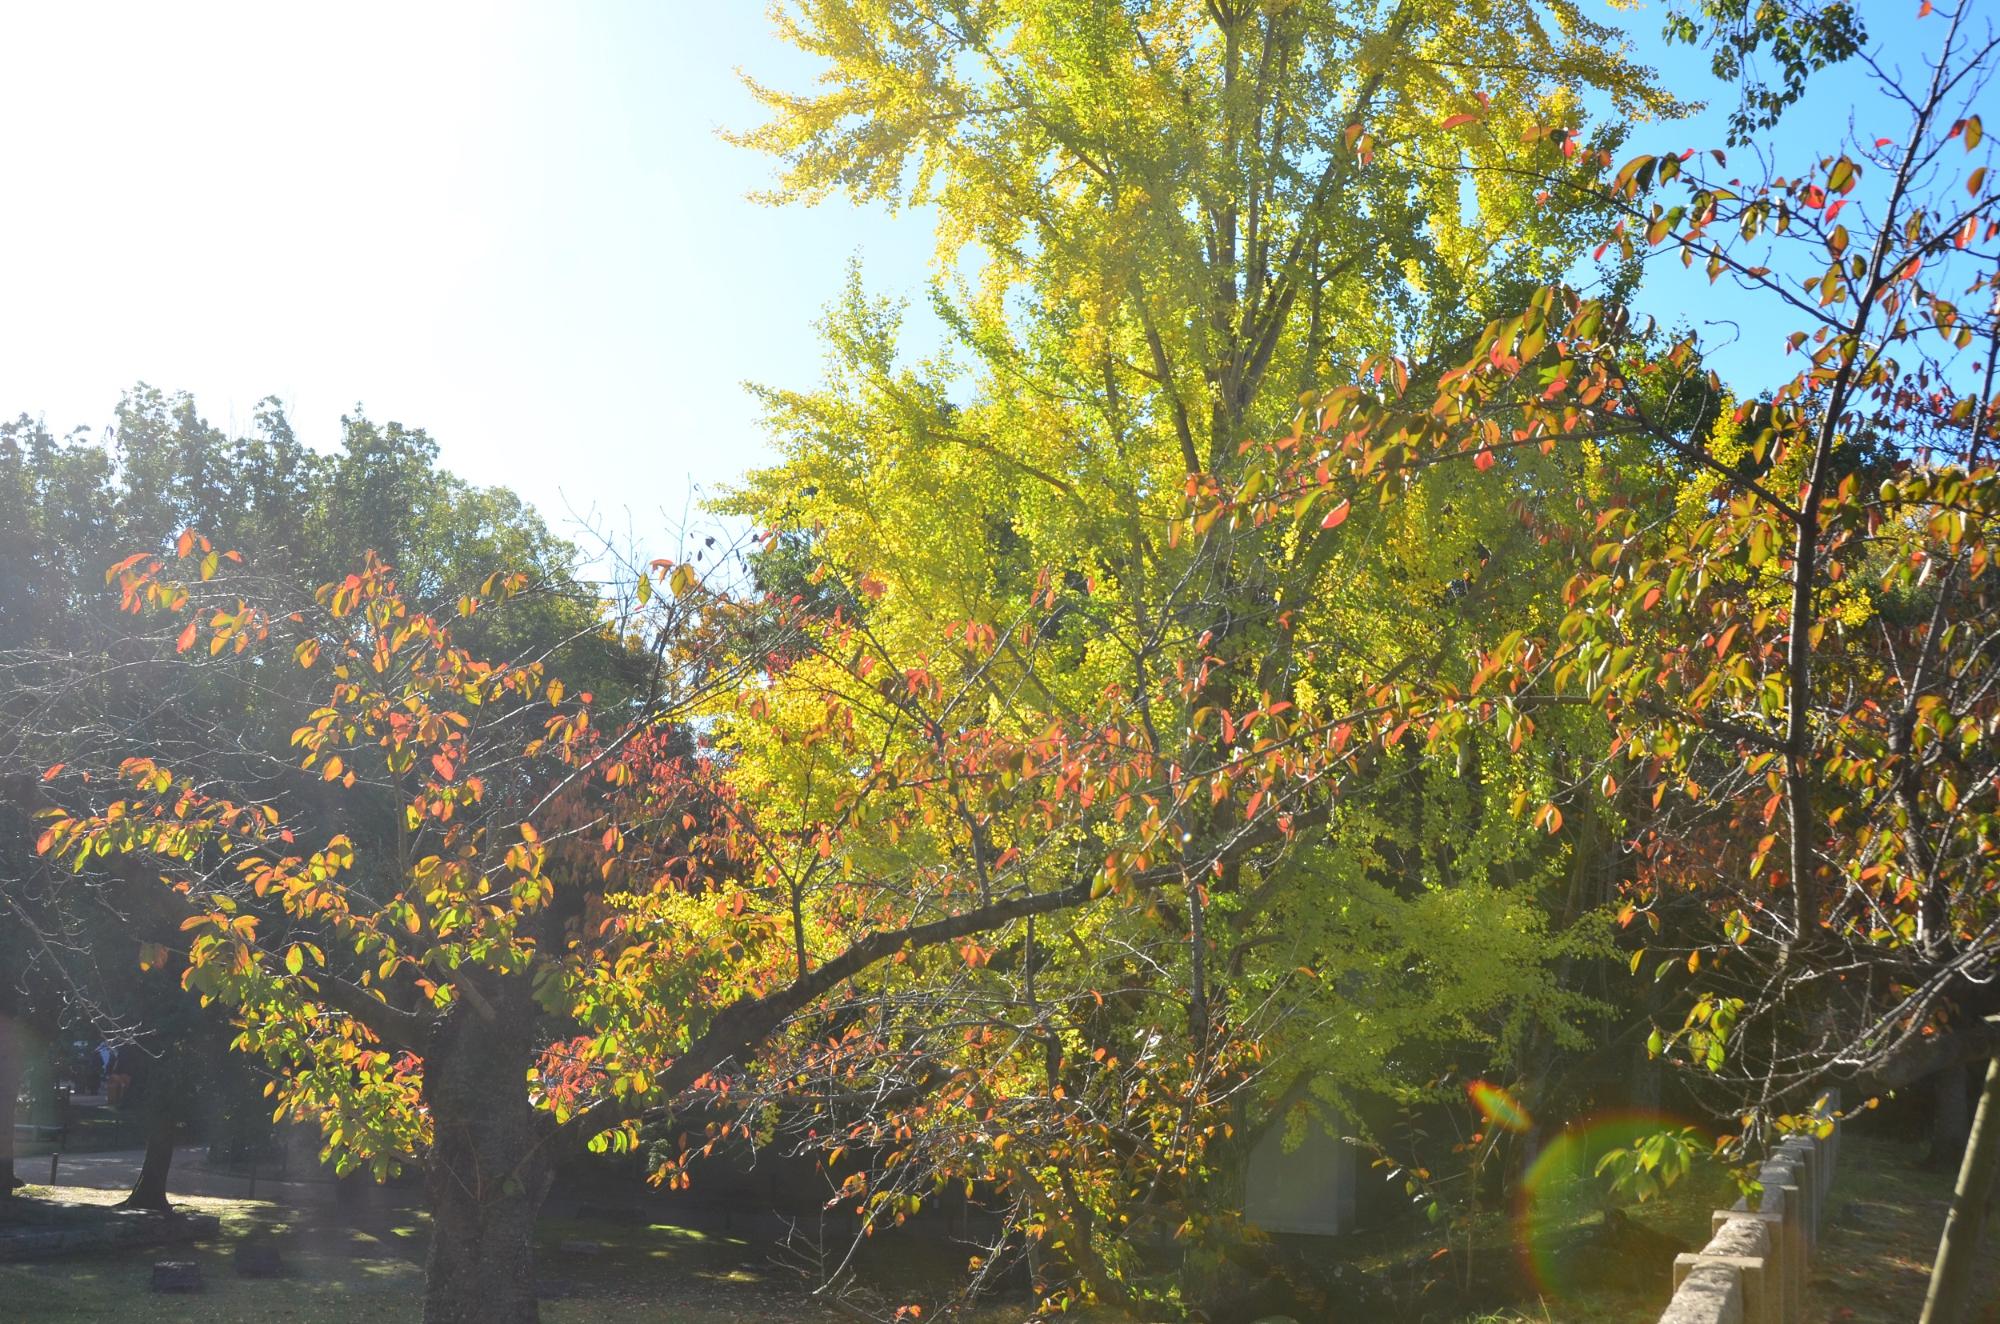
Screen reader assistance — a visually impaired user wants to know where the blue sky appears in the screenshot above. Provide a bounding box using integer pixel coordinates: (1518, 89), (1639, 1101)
(0, 1), (1950, 546)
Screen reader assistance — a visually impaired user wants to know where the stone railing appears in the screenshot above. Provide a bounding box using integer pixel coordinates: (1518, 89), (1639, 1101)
(1658, 1092), (1841, 1324)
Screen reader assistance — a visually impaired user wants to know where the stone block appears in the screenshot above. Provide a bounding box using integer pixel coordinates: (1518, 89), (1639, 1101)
(1713, 1211), (1788, 1321)
(1677, 1217), (1773, 1324)
(150, 1260), (203, 1293)
(234, 1241), (284, 1278)
(1660, 1259), (1743, 1324)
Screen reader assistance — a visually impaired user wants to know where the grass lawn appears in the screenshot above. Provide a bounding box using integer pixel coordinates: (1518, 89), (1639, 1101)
(0, 1184), (847, 1324)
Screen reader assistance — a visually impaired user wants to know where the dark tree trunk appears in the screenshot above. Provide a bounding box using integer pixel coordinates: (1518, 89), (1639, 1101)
(122, 1104), (177, 1210)
(1928, 1059), (1972, 1170)
(420, 980), (553, 1324)
(122, 1047), (179, 1211)
(0, 1011), (19, 1194)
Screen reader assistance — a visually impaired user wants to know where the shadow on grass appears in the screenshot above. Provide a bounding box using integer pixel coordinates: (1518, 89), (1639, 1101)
(1, 1184), (857, 1324)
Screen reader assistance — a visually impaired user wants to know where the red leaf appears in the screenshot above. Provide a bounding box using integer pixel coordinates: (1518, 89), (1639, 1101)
(431, 752), (457, 780)
(176, 621), (198, 654)
(1474, 447), (1496, 471)
(1320, 499), (1351, 530)
(41, 763), (64, 781)
(1440, 113), (1479, 130)
(1875, 137), (1896, 148)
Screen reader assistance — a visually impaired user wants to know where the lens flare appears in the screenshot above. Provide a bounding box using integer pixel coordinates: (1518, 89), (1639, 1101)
(1468, 1079), (1533, 1133)
(1511, 1110), (1707, 1305)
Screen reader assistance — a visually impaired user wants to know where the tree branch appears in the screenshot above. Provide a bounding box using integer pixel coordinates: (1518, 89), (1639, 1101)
(639, 879), (1097, 1108)
(312, 973), (429, 1054)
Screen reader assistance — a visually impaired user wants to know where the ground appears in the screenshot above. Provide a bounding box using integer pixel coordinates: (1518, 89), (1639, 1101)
(0, 1183), (847, 1324)
(1805, 1137), (2000, 1324)
(0, 1134), (1993, 1322)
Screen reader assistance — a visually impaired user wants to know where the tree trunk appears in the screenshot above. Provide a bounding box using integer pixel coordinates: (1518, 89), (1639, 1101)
(121, 1042), (181, 1210)
(1928, 1059), (1971, 1170)
(0, 1011), (18, 1194)
(1920, 1051), (2000, 1324)
(122, 1099), (177, 1210)
(420, 982), (552, 1324)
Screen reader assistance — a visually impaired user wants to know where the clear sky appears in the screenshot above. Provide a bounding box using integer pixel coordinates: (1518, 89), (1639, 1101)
(0, 2), (1951, 545)
(0, 1), (938, 538)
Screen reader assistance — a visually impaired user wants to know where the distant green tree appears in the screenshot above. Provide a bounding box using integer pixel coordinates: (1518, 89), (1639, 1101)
(0, 388), (636, 1209)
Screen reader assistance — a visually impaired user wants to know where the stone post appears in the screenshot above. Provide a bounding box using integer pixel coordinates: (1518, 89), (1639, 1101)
(1756, 1157), (1804, 1312)
(1775, 1137), (1820, 1245)
(1660, 1260), (1744, 1324)
(1675, 1216), (1774, 1324)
